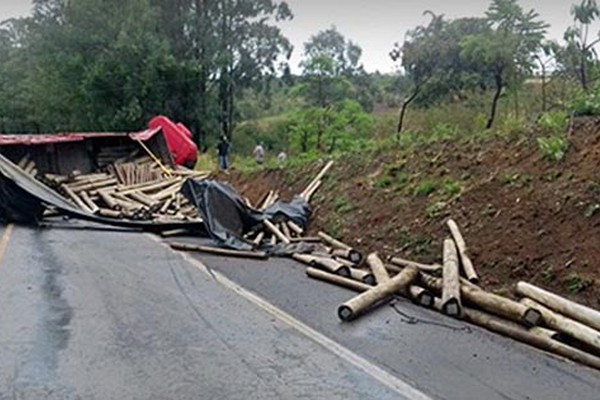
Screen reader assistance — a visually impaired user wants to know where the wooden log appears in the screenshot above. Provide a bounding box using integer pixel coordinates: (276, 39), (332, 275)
(338, 266), (419, 321)
(529, 327), (563, 341)
(389, 256), (442, 273)
(117, 178), (176, 195)
(159, 229), (189, 238)
(98, 208), (122, 218)
(331, 248), (363, 264)
(98, 190), (120, 210)
(68, 178), (118, 193)
(259, 190), (274, 210)
(307, 267), (372, 292)
(516, 281), (600, 332)
(252, 231), (265, 246)
(301, 160), (334, 199)
(441, 239), (462, 317)
(170, 242), (268, 260)
(79, 191), (99, 214)
(304, 180), (322, 202)
(520, 298), (600, 354)
(269, 234), (277, 245)
(61, 184), (93, 213)
(159, 196), (174, 214)
(128, 191), (160, 209)
(17, 154), (30, 168)
(409, 285), (435, 308)
(460, 305), (600, 371)
(289, 236), (322, 243)
(446, 219), (479, 283)
(287, 221), (304, 235)
(264, 219), (290, 244)
(317, 231), (355, 252)
(23, 160), (36, 174)
(152, 181), (184, 201)
(421, 273), (541, 327)
(366, 252), (390, 284)
(280, 222), (292, 239)
(292, 254), (350, 277)
(348, 267), (376, 285)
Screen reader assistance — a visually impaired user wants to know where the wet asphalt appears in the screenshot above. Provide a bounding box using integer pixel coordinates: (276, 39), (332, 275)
(0, 222), (599, 399)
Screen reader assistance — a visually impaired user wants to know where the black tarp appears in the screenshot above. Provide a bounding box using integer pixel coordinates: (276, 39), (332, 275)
(0, 153), (203, 232)
(182, 179), (311, 251)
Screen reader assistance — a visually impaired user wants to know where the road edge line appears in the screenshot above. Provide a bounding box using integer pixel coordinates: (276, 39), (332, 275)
(0, 224), (14, 267)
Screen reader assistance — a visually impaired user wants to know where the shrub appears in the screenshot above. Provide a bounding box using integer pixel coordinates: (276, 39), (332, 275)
(414, 180), (438, 197)
(537, 135), (569, 162)
(537, 111), (569, 134)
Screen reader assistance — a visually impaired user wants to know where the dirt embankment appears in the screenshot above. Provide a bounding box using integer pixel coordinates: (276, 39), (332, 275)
(227, 118), (600, 308)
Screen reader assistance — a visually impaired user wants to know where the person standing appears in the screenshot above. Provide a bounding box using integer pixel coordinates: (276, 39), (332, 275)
(253, 142), (265, 164)
(217, 135), (231, 172)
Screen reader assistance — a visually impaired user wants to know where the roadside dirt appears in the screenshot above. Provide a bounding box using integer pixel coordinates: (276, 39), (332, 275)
(226, 118), (600, 308)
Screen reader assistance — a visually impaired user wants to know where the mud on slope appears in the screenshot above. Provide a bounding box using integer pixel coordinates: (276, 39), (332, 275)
(227, 118), (600, 308)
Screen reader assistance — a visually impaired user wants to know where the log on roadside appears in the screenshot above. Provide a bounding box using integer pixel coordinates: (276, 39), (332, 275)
(366, 252), (390, 284)
(520, 298), (600, 354)
(446, 219), (479, 283)
(306, 267), (372, 293)
(441, 238), (462, 317)
(292, 254), (350, 277)
(420, 273), (541, 327)
(264, 219), (290, 244)
(170, 242), (268, 260)
(389, 256), (442, 273)
(460, 305), (600, 371)
(409, 285), (435, 308)
(337, 266), (419, 321)
(516, 281), (600, 332)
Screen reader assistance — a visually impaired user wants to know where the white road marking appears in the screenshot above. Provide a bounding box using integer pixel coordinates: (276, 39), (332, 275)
(152, 235), (432, 400)
(0, 224), (14, 268)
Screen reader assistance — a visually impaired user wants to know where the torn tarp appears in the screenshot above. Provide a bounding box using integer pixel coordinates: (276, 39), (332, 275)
(0, 153), (204, 232)
(181, 179), (311, 251)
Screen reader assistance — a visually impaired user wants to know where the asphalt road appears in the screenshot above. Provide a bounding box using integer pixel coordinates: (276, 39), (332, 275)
(0, 223), (407, 400)
(1, 222), (599, 399)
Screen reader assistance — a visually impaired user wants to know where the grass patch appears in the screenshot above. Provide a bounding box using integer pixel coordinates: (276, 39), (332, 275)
(537, 135), (570, 162)
(414, 180), (438, 197)
(565, 273), (593, 294)
(333, 196), (356, 214)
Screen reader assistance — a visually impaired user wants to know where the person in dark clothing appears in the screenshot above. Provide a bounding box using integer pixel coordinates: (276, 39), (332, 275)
(217, 135), (231, 172)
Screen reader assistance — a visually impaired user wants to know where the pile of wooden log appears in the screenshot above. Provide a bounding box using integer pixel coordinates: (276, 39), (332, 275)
(243, 160), (335, 248)
(302, 218), (600, 371)
(32, 150), (208, 222)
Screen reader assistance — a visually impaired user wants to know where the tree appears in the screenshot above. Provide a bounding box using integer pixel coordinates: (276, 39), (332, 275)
(299, 27), (365, 108)
(391, 12), (489, 136)
(461, 0), (547, 129)
(556, 0), (600, 91)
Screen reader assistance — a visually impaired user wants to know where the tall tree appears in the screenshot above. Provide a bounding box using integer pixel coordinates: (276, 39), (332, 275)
(556, 0), (600, 91)
(461, 0), (547, 128)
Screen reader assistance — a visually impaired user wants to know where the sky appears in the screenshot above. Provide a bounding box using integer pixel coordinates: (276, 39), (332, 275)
(0, 1), (589, 73)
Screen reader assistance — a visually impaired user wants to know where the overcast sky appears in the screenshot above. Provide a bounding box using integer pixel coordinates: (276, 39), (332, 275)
(0, 1), (591, 73)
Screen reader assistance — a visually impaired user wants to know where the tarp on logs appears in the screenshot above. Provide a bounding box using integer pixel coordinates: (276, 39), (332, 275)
(0, 153), (203, 232)
(182, 179), (311, 251)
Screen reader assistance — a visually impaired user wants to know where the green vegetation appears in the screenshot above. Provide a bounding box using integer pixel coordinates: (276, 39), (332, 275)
(565, 273), (593, 293)
(541, 267), (555, 284)
(537, 135), (570, 162)
(414, 180), (438, 197)
(333, 196), (356, 214)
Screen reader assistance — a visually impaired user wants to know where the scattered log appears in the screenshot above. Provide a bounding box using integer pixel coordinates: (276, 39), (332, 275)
(160, 229), (189, 238)
(338, 266), (419, 321)
(348, 267), (376, 285)
(366, 252), (390, 284)
(516, 281), (600, 332)
(304, 180), (322, 202)
(441, 239), (462, 317)
(389, 257), (442, 273)
(98, 208), (122, 218)
(287, 221), (304, 235)
(306, 267), (372, 292)
(292, 254), (350, 277)
(301, 160), (334, 200)
(421, 273), (541, 327)
(460, 305), (600, 371)
(264, 219), (290, 244)
(170, 242), (268, 260)
(409, 285), (435, 307)
(61, 184), (93, 213)
(252, 231), (265, 246)
(520, 298), (600, 354)
(446, 219), (479, 283)
(331, 248), (363, 264)
(289, 236), (322, 243)
(79, 191), (99, 214)
(280, 222), (292, 239)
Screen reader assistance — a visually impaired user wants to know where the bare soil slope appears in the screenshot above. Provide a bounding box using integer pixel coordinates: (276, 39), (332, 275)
(228, 118), (600, 307)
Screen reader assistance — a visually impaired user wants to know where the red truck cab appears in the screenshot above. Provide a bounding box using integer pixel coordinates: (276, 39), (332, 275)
(149, 116), (198, 168)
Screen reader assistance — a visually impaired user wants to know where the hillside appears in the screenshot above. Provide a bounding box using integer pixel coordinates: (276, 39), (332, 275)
(227, 117), (600, 308)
